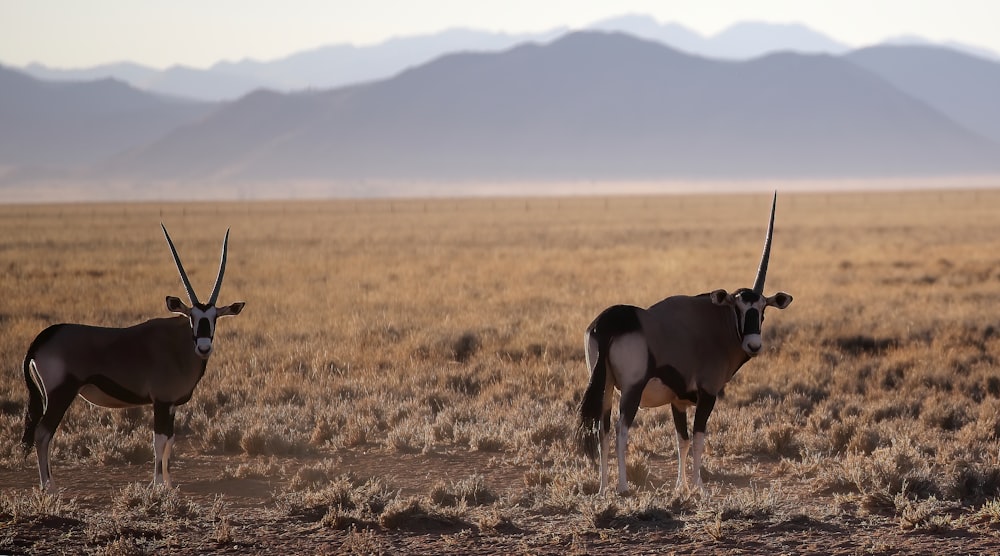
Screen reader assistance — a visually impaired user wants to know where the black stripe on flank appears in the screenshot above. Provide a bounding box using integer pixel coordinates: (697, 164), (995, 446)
(648, 359), (697, 405)
(84, 376), (152, 406)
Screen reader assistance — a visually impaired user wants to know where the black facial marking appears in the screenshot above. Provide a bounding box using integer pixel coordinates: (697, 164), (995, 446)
(743, 308), (761, 336)
(196, 318), (212, 339)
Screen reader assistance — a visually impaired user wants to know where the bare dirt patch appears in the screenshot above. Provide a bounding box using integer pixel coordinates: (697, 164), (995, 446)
(4, 450), (1000, 554)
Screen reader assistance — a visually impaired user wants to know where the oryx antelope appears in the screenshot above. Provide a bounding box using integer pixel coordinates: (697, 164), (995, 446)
(20, 225), (245, 490)
(578, 193), (792, 494)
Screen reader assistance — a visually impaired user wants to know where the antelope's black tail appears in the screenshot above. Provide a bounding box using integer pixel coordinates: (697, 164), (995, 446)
(577, 305), (642, 460)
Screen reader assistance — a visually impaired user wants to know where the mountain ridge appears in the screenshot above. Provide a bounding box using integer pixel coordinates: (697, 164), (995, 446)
(94, 31), (1000, 183)
(13, 17), (997, 102)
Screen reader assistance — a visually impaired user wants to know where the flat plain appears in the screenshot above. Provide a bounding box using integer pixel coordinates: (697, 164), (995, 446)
(3, 189), (1000, 554)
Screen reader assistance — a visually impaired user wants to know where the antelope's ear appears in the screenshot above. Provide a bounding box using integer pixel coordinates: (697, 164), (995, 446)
(166, 296), (191, 315)
(218, 301), (245, 317)
(709, 289), (732, 306)
(767, 292), (793, 309)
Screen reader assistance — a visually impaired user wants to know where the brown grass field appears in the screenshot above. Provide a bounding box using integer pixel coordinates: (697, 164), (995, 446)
(3, 189), (1000, 554)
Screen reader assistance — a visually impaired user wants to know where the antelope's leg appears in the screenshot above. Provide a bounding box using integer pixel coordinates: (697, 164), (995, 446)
(153, 402), (176, 488)
(671, 405), (691, 490)
(692, 390), (717, 491)
(597, 365), (615, 494)
(616, 385), (642, 494)
(34, 383), (78, 491)
(598, 407), (612, 494)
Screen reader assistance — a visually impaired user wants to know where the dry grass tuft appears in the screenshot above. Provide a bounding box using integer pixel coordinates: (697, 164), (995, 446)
(0, 489), (80, 524)
(429, 474), (498, 507)
(111, 483), (201, 519)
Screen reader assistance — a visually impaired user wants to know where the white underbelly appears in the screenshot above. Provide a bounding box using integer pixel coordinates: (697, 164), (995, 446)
(78, 385), (144, 409)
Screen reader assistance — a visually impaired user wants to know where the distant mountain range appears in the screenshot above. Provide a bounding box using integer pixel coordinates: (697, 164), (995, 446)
(0, 67), (212, 171)
(2, 30), (1000, 193)
(20, 28), (566, 102)
(14, 16), (999, 102)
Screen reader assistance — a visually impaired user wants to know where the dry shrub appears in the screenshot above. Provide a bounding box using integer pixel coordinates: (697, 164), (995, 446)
(527, 418), (571, 447)
(429, 474), (497, 507)
(289, 462), (337, 491)
(452, 332), (480, 363)
(523, 465), (556, 489)
(341, 419), (371, 448)
(386, 425), (423, 454)
(112, 483), (201, 519)
(475, 506), (517, 533)
(93, 430), (155, 466)
(967, 498), (1000, 529)
(212, 514), (234, 546)
(279, 475), (398, 529)
(817, 439), (940, 509)
(239, 423), (311, 456)
(97, 536), (146, 556)
(198, 420), (243, 453)
(763, 422), (800, 458)
(378, 496), (468, 530)
(468, 428), (506, 452)
(207, 495), (234, 546)
(340, 524), (388, 555)
(223, 457), (283, 480)
(582, 493), (678, 530)
(713, 484), (783, 521)
(897, 495), (955, 532)
(445, 371), (481, 396)
(580, 498), (619, 529)
(309, 418), (339, 447)
(922, 397), (972, 432)
(625, 452), (651, 488)
(949, 461), (1000, 502)
(280, 476), (357, 522)
(0, 489), (80, 523)
(801, 413), (879, 456)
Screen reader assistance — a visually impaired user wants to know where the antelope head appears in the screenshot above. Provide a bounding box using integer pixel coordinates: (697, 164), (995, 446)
(710, 193), (793, 357)
(162, 224), (245, 359)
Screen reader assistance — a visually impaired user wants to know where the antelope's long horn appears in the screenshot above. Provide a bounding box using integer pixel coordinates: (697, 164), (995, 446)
(207, 228), (229, 306)
(752, 192), (777, 294)
(161, 223), (200, 305)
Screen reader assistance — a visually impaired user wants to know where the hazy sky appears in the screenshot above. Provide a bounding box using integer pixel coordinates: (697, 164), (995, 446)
(3, 0), (1000, 69)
